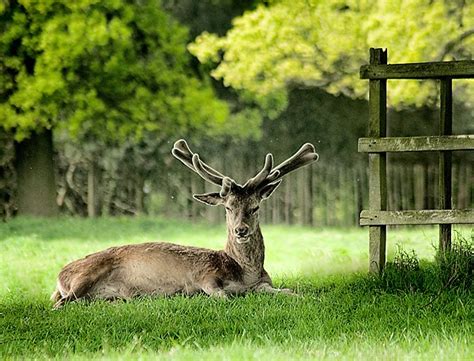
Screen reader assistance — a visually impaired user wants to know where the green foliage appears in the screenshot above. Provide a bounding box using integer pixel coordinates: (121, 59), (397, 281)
(0, 0), (229, 141)
(189, 0), (474, 114)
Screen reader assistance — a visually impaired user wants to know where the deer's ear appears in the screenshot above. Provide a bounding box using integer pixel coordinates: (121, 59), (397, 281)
(259, 181), (282, 200)
(193, 192), (224, 206)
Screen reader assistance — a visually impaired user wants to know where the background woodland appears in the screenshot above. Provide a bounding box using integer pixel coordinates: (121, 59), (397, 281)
(0, 0), (472, 225)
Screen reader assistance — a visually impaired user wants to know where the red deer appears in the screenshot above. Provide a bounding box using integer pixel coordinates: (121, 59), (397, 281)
(51, 140), (318, 308)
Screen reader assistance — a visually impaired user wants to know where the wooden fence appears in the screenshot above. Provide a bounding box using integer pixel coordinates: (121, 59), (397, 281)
(359, 48), (474, 273)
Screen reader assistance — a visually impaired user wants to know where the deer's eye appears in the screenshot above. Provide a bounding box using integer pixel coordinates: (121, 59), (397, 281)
(250, 207), (260, 214)
(225, 207), (233, 213)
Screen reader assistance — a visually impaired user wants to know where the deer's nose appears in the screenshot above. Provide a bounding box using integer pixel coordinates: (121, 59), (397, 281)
(235, 225), (249, 237)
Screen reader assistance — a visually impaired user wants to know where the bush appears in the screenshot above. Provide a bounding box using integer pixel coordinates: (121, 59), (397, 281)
(435, 232), (473, 291)
(380, 232), (473, 293)
(381, 246), (425, 292)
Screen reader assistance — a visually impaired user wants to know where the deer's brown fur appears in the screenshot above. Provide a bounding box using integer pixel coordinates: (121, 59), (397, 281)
(51, 140), (318, 309)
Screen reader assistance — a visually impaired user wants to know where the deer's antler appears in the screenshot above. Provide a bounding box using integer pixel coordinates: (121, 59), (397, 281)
(172, 139), (236, 197)
(245, 143), (319, 190)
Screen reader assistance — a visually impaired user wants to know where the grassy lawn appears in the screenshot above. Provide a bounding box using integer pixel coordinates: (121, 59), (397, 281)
(0, 217), (472, 360)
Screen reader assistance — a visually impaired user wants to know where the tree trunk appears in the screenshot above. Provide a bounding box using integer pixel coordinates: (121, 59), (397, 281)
(306, 167), (314, 226)
(135, 174), (145, 216)
(14, 129), (58, 216)
(0, 129), (16, 220)
(284, 176), (293, 224)
(87, 160), (98, 217)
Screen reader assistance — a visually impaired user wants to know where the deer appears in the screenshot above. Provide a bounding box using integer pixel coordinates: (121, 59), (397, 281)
(51, 139), (319, 309)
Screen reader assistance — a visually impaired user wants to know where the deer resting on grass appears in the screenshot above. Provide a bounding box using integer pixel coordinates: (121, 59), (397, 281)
(51, 140), (319, 309)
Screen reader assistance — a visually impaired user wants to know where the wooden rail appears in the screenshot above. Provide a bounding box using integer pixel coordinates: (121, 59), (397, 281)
(360, 209), (474, 226)
(360, 60), (474, 79)
(359, 48), (474, 274)
(358, 135), (474, 152)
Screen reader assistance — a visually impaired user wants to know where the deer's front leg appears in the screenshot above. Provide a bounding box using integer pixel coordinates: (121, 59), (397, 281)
(254, 282), (296, 295)
(201, 279), (228, 299)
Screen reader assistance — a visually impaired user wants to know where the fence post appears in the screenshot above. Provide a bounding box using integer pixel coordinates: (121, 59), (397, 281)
(368, 48), (388, 274)
(439, 78), (453, 252)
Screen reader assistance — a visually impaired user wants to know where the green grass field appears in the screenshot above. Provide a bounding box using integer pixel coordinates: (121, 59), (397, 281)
(1, 217), (472, 360)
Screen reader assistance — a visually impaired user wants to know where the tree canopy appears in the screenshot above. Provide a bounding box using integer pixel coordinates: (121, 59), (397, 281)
(0, 0), (229, 141)
(189, 0), (474, 114)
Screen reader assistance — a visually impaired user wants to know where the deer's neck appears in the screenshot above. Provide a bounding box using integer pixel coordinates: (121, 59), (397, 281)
(224, 225), (265, 277)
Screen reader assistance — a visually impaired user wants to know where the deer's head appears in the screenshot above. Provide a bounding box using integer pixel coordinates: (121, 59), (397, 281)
(172, 140), (318, 244)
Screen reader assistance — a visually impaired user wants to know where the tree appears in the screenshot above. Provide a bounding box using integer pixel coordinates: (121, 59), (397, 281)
(45, 0), (266, 218)
(0, 0), (228, 216)
(189, 0), (474, 113)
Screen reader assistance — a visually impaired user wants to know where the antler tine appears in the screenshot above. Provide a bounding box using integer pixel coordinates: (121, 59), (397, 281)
(171, 148), (195, 172)
(272, 143), (319, 174)
(244, 153), (273, 189)
(172, 139), (237, 195)
(220, 177), (233, 197)
(172, 139), (224, 178)
(258, 143), (319, 189)
(192, 154), (223, 186)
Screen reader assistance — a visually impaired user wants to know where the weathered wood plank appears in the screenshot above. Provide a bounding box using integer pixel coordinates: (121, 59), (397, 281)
(360, 60), (474, 79)
(360, 209), (474, 225)
(369, 226), (386, 273)
(358, 135), (474, 152)
(367, 48), (387, 274)
(439, 79), (453, 252)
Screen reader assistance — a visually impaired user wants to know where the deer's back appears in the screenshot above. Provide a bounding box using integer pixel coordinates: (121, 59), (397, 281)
(57, 242), (243, 298)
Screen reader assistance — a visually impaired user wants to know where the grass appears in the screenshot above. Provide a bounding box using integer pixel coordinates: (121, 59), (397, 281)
(0, 217), (472, 360)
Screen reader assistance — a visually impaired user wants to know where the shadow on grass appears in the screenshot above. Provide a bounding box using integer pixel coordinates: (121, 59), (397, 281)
(1, 272), (472, 358)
